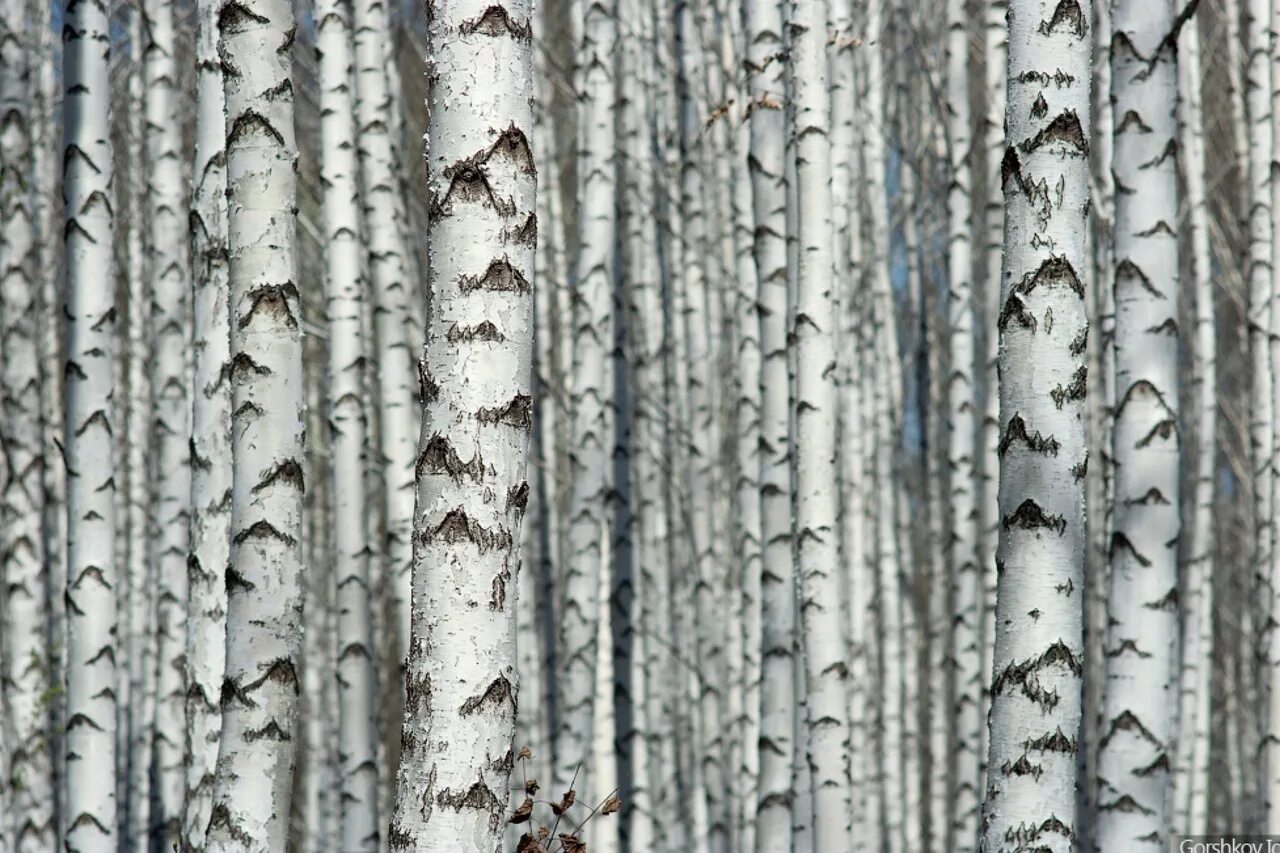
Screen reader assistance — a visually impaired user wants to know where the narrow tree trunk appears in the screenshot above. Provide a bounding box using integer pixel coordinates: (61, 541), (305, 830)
(1096, 3), (1182, 847)
(61, 0), (119, 842)
(352, 0), (418, 675)
(982, 2), (1090, 851)
(207, 0), (306, 844)
(0, 0), (54, 842)
(318, 0), (380, 844)
(141, 0), (192, 841)
(388, 0), (535, 847)
(1173, 14), (1214, 836)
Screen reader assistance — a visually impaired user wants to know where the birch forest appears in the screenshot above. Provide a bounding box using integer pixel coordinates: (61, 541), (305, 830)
(2, 0), (1276, 850)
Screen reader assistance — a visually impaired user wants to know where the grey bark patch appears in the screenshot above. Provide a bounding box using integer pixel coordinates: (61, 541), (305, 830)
(1001, 755), (1044, 780)
(1114, 109), (1152, 135)
(1110, 532), (1152, 568)
(418, 362), (439, 403)
(232, 519), (297, 546)
(243, 720), (291, 741)
(252, 458), (304, 493)
(458, 257), (530, 293)
(1002, 499), (1067, 535)
(1099, 709), (1161, 750)
(1037, 0), (1086, 37)
(217, 1), (268, 34)
(1049, 366), (1086, 409)
(999, 413), (1061, 457)
(1022, 111), (1088, 157)
(227, 109), (287, 148)
(239, 282), (300, 328)
(424, 508), (513, 552)
(447, 320), (505, 343)
(1023, 728), (1077, 754)
(476, 394), (532, 429)
(459, 5), (532, 39)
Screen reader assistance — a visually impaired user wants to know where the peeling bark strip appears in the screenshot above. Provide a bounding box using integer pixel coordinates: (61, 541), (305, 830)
(983, 2), (1090, 852)
(318, 0), (380, 846)
(206, 0), (305, 848)
(0, 0), (54, 844)
(61, 0), (120, 843)
(1096, 3), (1181, 848)
(183, 1), (231, 844)
(389, 0), (535, 849)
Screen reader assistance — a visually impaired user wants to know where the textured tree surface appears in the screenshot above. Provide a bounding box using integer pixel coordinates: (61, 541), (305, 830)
(983, 2), (1091, 852)
(389, 0), (534, 848)
(61, 0), (121, 846)
(207, 0), (306, 846)
(1096, 2), (1181, 848)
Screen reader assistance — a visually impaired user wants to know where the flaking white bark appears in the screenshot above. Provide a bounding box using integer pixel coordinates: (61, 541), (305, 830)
(982, 2), (1090, 851)
(207, 0), (306, 846)
(388, 0), (535, 848)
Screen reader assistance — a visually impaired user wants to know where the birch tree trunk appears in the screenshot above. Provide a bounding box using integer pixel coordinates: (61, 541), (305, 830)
(1267, 0), (1280, 827)
(207, 0), (306, 845)
(556, 0), (616, 801)
(944, 0), (980, 846)
(1096, 3), (1181, 847)
(1246, 0), (1274, 828)
(389, 0), (535, 847)
(141, 0), (192, 841)
(318, 0), (380, 844)
(1173, 14), (1213, 836)
(352, 0), (418, 669)
(184, 0), (231, 844)
(982, 2), (1090, 851)
(61, 0), (119, 843)
(0, 0), (54, 843)
(744, 0), (796, 847)
(787, 0), (852, 845)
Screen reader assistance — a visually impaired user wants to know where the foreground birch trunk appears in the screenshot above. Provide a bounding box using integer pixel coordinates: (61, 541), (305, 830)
(1096, 2), (1181, 846)
(389, 0), (535, 847)
(0, 0), (54, 843)
(183, 0), (231, 843)
(318, 0), (380, 844)
(207, 0), (306, 846)
(62, 0), (119, 844)
(982, 1), (1090, 850)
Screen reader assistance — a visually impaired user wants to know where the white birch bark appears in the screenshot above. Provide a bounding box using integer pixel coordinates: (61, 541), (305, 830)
(318, 0), (380, 844)
(123, 10), (156, 843)
(744, 0), (795, 847)
(142, 0), (192, 840)
(556, 0), (616, 805)
(0, 0), (54, 842)
(978, 0), (1007, 818)
(1268, 0), (1280, 827)
(388, 0), (534, 847)
(1173, 15), (1213, 836)
(788, 0), (852, 845)
(207, 0), (306, 845)
(183, 0), (230, 845)
(1247, 0), (1275, 828)
(1096, 4), (1181, 846)
(62, 0), (120, 843)
(352, 0), (418, 668)
(982, 1), (1090, 851)
(944, 0), (980, 845)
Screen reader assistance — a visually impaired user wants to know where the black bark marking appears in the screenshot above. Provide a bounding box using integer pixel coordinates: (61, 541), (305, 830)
(447, 320), (505, 343)
(417, 434), (484, 482)
(253, 458), (304, 493)
(511, 212), (537, 245)
(507, 481), (529, 512)
(1114, 378), (1174, 419)
(1012, 254), (1086, 300)
(233, 519), (297, 546)
(1115, 109), (1152, 135)
(1110, 531), (1152, 567)
(1001, 755), (1043, 781)
(1024, 728), (1078, 754)
(459, 257), (530, 293)
(1022, 111), (1088, 157)
(997, 294), (1036, 332)
(1124, 486), (1170, 506)
(476, 394), (532, 429)
(1031, 93), (1048, 118)
(459, 5), (532, 39)
(1050, 366), (1086, 409)
(229, 352), (270, 380)
(1135, 418), (1178, 448)
(1038, 0), (1086, 36)
(459, 674), (515, 716)
(999, 413), (1061, 457)
(424, 508), (514, 552)
(1145, 317), (1178, 336)
(1141, 140), (1178, 170)
(239, 283), (300, 329)
(1003, 499), (1067, 535)
(437, 162), (512, 215)
(991, 641), (1082, 712)
(227, 110), (287, 148)
(73, 409), (112, 438)
(1099, 709), (1162, 750)
(418, 362), (439, 404)
(218, 1), (268, 34)
(243, 720), (291, 741)
(1069, 325), (1088, 356)
(437, 777), (503, 831)
(1144, 586), (1179, 612)
(1133, 752), (1171, 777)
